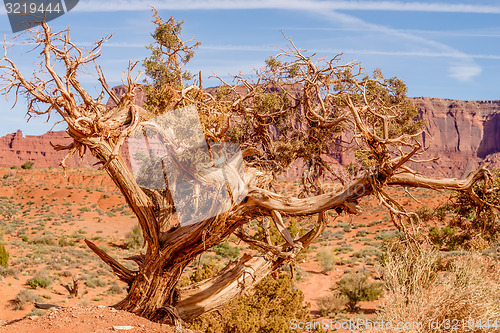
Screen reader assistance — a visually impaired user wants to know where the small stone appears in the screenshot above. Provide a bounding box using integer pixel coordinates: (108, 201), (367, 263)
(112, 326), (135, 331)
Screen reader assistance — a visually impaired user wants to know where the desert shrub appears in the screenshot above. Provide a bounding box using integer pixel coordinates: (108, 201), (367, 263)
(211, 241), (240, 259)
(59, 270), (72, 277)
(379, 242), (439, 301)
(433, 169), (500, 242)
(85, 276), (107, 288)
(428, 226), (462, 250)
(27, 271), (52, 289)
(29, 235), (56, 246)
(332, 230), (345, 240)
(355, 229), (368, 237)
(416, 205), (435, 222)
(316, 250), (336, 273)
(334, 245), (353, 254)
(21, 161), (34, 169)
(190, 274), (317, 333)
(188, 262), (219, 284)
(58, 237), (76, 247)
(378, 249), (500, 332)
(13, 289), (40, 310)
(252, 218), (308, 246)
(337, 271), (382, 312)
(317, 293), (348, 317)
(318, 229), (333, 241)
(375, 231), (401, 240)
(107, 282), (124, 295)
(26, 308), (46, 317)
(429, 226), (489, 251)
(0, 241), (9, 267)
(124, 224), (143, 249)
(78, 206), (91, 212)
(0, 266), (15, 278)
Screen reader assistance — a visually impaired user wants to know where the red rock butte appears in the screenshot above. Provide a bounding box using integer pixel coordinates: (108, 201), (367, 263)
(0, 88), (499, 177)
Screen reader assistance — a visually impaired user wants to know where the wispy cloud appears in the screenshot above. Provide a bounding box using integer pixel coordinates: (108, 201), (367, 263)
(286, 27), (500, 38)
(302, 9), (484, 82)
(70, 0), (500, 13)
(448, 63), (482, 82)
(311, 48), (500, 60)
(72, 0), (490, 82)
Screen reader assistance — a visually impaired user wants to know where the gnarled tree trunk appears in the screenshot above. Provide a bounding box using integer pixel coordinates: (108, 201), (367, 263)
(1, 19), (498, 329)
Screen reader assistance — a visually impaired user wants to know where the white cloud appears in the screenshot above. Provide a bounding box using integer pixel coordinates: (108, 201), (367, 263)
(72, 0), (500, 13)
(302, 9), (484, 82)
(448, 63), (482, 82)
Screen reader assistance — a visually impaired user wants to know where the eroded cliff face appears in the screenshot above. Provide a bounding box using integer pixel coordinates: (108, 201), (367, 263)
(0, 95), (499, 177)
(0, 130), (99, 168)
(409, 98), (500, 177)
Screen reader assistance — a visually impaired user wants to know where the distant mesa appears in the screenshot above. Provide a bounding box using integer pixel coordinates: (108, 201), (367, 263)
(0, 85), (499, 177)
(0, 129), (99, 169)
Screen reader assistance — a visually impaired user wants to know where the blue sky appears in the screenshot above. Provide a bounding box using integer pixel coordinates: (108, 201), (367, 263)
(1, 0), (500, 136)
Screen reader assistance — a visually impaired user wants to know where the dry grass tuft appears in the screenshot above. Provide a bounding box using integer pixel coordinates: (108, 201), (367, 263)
(377, 244), (500, 332)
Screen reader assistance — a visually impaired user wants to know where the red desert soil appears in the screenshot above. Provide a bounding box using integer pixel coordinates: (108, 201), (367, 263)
(0, 167), (449, 332)
(0, 305), (176, 332)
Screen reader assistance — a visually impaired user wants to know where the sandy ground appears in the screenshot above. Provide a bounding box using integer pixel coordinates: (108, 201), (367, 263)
(0, 167), (447, 332)
(0, 305), (175, 332)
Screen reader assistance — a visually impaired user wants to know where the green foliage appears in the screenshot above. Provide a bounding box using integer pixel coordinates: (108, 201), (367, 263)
(190, 274), (316, 333)
(0, 241), (9, 267)
(416, 205), (435, 223)
(26, 308), (46, 317)
(252, 218), (307, 246)
(20, 161), (34, 170)
(27, 271), (52, 289)
(428, 226), (462, 250)
(432, 169), (500, 242)
(124, 224), (144, 249)
(85, 276), (107, 288)
(0, 196), (20, 220)
(211, 241), (240, 260)
(142, 12), (200, 116)
(188, 262), (220, 284)
(337, 271), (382, 312)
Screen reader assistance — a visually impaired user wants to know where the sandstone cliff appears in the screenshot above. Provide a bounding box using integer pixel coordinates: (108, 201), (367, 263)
(0, 91), (499, 177)
(410, 98), (500, 177)
(0, 129), (99, 169)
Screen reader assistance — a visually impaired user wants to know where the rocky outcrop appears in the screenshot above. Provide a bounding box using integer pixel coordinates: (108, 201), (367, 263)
(408, 98), (500, 177)
(0, 130), (99, 168)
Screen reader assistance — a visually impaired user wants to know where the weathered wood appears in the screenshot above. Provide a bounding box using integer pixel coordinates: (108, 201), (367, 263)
(85, 239), (136, 284)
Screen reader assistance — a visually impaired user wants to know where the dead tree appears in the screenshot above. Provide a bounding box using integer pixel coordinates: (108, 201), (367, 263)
(1, 20), (498, 327)
(61, 274), (82, 297)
